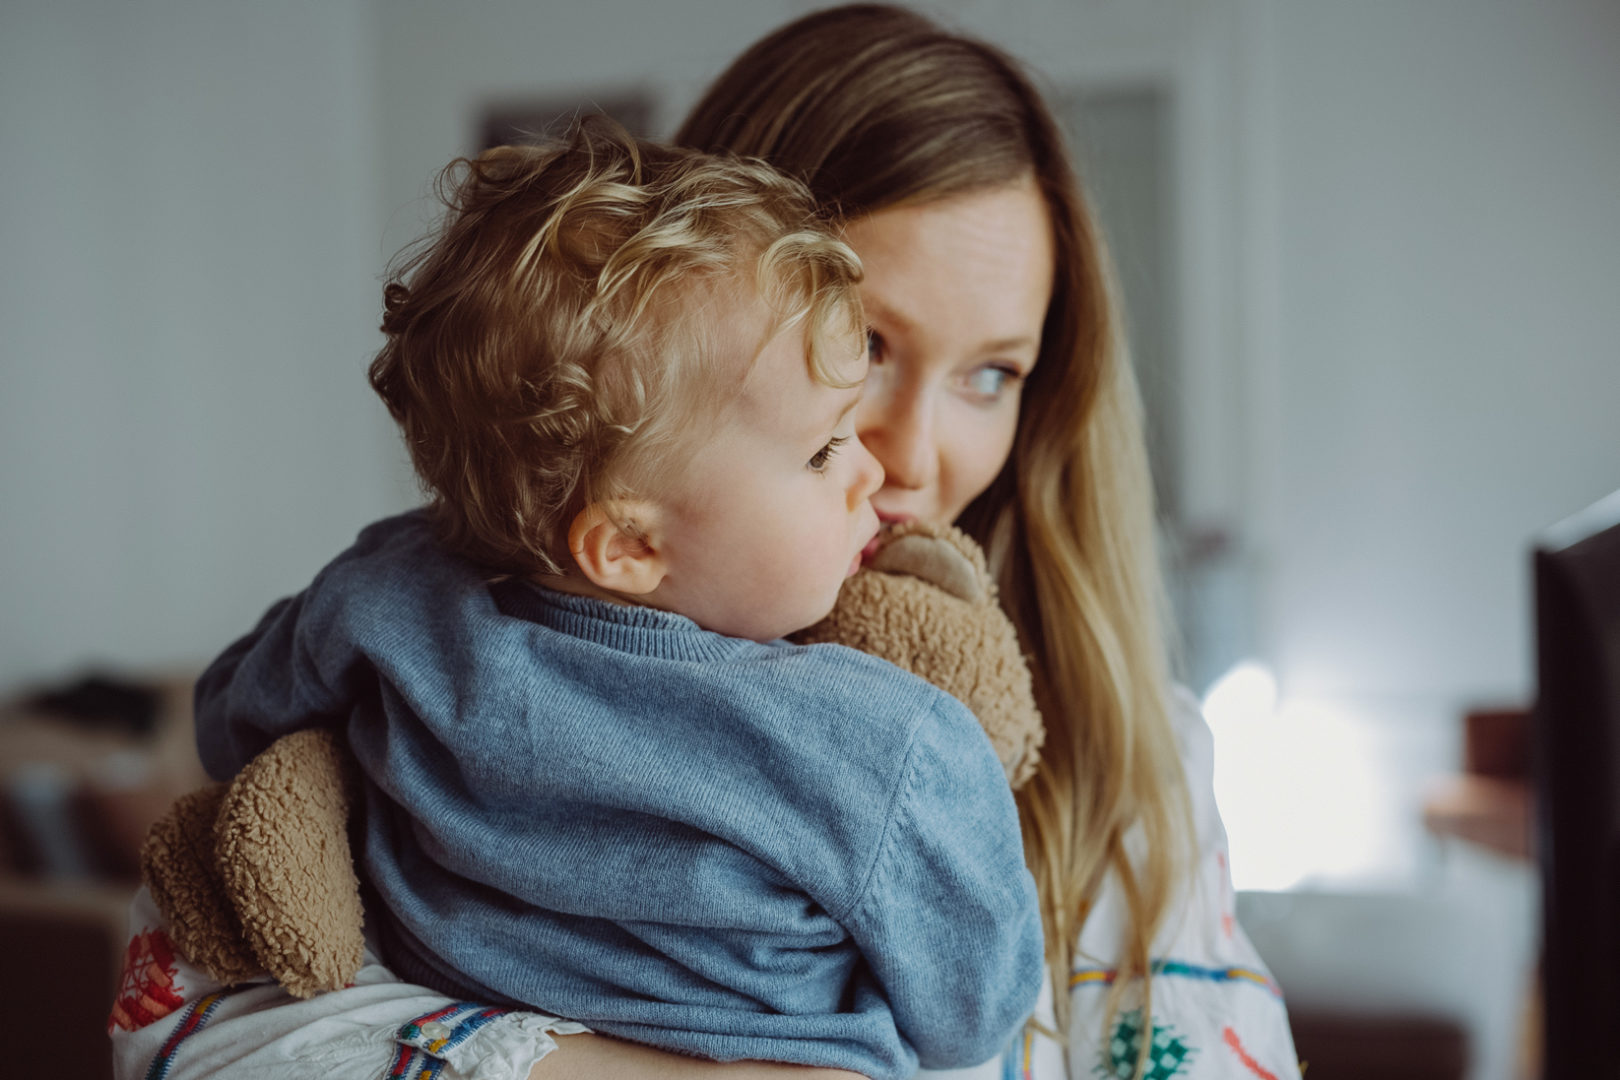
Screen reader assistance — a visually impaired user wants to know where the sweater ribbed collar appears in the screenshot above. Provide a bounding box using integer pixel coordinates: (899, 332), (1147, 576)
(491, 580), (758, 663)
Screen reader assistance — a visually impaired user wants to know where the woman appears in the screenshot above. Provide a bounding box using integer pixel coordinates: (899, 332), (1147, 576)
(111, 6), (1297, 1079)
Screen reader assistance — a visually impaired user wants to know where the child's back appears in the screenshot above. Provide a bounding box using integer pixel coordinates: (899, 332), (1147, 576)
(196, 122), (1042, 1080)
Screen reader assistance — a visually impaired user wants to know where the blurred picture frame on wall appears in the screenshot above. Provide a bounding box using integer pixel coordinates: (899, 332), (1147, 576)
(478, 90), (655, 152)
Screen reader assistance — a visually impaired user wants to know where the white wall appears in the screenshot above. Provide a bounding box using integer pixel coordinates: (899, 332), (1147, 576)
(1204, 0), (1620, 893)
(4, 0), (1616, 770)
(373, 0), (805, 264)
(0, 0), (403, 692)
(1250, 0), (1620, 715)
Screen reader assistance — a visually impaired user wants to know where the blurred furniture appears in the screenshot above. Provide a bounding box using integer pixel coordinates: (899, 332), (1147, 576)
(0, 876), (132, 1080)
(1239, 708), (1539, 1080)
(1423, 708), (1532, 861)
(1240, 840), (1538, 1080)
(0, 673), (205, 1080)
(1421, 708), (1539, 1078)
(1286, 1012), (1467, 1080)
(1529, 490), (1620, 1079)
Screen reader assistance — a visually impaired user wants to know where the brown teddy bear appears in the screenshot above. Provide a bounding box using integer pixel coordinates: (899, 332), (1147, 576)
(141, 522), (1043, 997)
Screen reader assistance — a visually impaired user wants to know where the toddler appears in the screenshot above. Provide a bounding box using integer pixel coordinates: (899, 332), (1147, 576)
(195, 121), (1041, 1080)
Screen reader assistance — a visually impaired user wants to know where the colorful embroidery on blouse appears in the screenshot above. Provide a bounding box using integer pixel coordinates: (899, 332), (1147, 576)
(141, 990), (235, 1080)
(390, 1001), (510, 1077)
(108, 928), (186, 1033)
(1093, 1008), (1196, 1080)
(1221, 1026), (1283, 1080)
(1002, 1021), (1038, 1080)
(1071, 959), (1283, 999)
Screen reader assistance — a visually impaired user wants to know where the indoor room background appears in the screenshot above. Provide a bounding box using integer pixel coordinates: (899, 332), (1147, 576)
(2, 2), (1617, 1078)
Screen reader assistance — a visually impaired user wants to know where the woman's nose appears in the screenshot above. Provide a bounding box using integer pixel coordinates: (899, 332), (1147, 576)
(857, 383), (937, 492)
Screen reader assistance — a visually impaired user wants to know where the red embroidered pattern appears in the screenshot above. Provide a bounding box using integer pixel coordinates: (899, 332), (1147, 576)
(1222, 1026), (1280, 1080)
(108, 929), (186, 1032)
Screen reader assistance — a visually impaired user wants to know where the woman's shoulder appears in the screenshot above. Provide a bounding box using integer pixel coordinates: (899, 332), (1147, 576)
(1166, 684), (1225, 850)
(1168, 683), (1214, 770)
(1070, 685), (1246, 969)
(1063, 685), (1303, 1078)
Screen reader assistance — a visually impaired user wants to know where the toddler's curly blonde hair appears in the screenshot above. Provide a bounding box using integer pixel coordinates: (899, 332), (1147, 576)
(370, 118), (864, 576)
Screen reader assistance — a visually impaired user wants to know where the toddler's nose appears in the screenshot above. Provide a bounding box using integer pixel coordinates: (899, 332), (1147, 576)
(847, 436), (885, 510)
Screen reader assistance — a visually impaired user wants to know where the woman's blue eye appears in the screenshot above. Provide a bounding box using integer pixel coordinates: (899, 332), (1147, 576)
(966, 365), (1020, 399)
(809, 436), (848, 473)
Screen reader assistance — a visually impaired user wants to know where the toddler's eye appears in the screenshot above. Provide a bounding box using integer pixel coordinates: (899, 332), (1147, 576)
(865, 329), (887, 362)
(808, 436), (848, 473)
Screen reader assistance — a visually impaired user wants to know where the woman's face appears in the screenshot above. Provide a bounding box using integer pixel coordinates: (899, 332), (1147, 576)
(844, 178), (1054, 539)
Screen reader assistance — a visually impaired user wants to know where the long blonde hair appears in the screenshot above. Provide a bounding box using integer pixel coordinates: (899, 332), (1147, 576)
(678, 3), (1193, 1040)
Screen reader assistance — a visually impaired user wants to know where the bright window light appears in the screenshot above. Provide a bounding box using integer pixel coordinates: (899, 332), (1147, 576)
(1202, 661), (1278, 729)
(1203, 663), (1394, 891)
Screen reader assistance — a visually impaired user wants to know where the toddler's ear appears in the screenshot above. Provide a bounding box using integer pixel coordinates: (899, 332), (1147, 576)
(568, 501), (666, 595)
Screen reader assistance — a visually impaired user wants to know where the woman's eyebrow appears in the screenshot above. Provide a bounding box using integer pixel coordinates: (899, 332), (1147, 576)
(978, 336), (1039, 356)
(867, 294), (1036, 356)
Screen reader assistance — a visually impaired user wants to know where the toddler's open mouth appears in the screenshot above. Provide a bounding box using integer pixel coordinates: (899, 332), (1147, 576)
(858, 516), (901, 564)
(855, 523), (885, 571)
(861, 512), (916, 564)
(860, 532), (885, 564)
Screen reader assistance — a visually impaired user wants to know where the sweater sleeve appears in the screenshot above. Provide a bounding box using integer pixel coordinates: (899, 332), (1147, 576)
(840, 694), (1045, 1071)
(193, 514), (452, 782)
(193, 587), (345, 781)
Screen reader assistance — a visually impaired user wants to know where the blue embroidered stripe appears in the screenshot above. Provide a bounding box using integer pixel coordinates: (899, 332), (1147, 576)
(1000, 1019), (1035, 1080)
(1001, 1031), (1020, 1080)
(438, 1006), (506, 1051)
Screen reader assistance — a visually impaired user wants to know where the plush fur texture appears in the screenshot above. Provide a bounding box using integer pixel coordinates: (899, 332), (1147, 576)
(213, 727), (365, 998)
(789, 522), (1043, 788)
(140, 782), (261, 984)
(141, 728), (364, 996)
(143, 525), (1043, 994)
